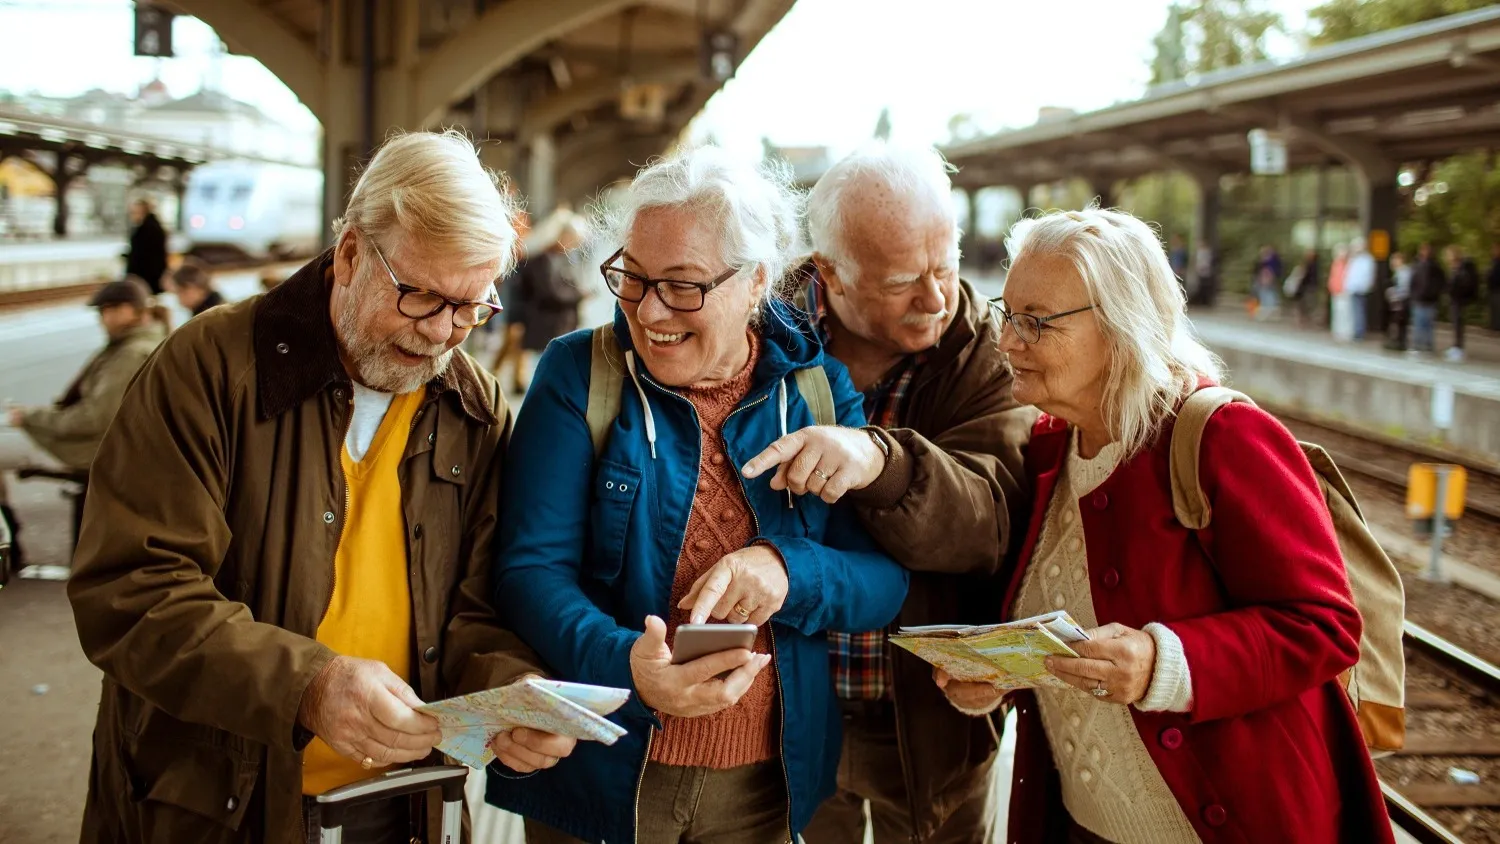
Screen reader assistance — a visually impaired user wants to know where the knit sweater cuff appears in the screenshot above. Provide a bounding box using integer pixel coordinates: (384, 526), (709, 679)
(1137, 622), (1193, 713)
(949, 694), (1006, 717)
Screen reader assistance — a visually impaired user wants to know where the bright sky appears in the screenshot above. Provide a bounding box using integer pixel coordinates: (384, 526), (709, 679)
(0, 0), (1322, 158)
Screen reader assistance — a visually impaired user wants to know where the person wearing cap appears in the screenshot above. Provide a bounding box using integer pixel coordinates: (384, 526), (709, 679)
(171, 259), (226, 317)
(1, 277), (167, 570)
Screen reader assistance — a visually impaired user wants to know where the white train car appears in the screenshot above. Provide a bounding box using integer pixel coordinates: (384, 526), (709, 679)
(183, 161), (323, 260)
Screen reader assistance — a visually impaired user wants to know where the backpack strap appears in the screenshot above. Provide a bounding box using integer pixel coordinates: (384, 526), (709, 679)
(794, 366), (837, 428)
(586, 324), (626, 458)
(1169, 386), (1255, 529)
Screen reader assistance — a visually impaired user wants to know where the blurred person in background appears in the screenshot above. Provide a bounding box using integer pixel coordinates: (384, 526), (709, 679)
(1385, 251), (1412, 351)
(939, 207), (1392, 844)
(124, 198), (169, 295)
(513, 209), (589, 385)
(747, 143), (1032, 844)
(1167, 234), (1188, 287)
(1445, 244), (1479, 363)
(1343, 237), (1376, 342)
(1327, 243), (1351, 341)
(1408, 242), (1444, 353)
(66, 131), (574, 844)
(1252, 244), (1281, 320)
(1286, 248), (1320, 328)
(488, 146), (908, 844)
(171, 259), (226, 318)
(1, 278), (167, 572)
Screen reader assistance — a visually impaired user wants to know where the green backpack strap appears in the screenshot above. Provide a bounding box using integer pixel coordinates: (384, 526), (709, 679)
(586, 324), (626, 458)
(794, 366), (837, 428)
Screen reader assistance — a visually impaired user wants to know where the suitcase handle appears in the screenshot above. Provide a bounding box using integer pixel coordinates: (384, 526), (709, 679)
(315, 765), (467, 839)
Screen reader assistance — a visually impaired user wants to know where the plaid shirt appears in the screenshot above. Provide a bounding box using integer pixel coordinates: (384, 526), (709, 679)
(806, 274), (927, 700)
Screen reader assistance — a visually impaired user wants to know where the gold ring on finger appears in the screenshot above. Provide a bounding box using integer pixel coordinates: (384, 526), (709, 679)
(813, 468), (832, 481)
(734, 603), (752, 618)
(361, 756), (375, 770)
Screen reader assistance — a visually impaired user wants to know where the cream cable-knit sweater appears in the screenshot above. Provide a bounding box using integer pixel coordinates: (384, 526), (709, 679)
(1010, 431), (1201, 844)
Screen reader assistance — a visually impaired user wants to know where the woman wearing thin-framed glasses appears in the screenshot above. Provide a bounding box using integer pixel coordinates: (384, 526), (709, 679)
(487, 146), (908, 843)
(936, 208), (1391, 844)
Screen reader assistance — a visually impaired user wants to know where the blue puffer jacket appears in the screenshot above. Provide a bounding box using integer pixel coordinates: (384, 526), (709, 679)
(486, 301), (910, 842)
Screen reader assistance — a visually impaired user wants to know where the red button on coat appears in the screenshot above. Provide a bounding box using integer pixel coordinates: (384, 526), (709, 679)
(1091, 492), (1109, 510)
(1102, 569), (1121, 589)
(1159, 727), (1183, 750)
(1203, 804), (1228, 827)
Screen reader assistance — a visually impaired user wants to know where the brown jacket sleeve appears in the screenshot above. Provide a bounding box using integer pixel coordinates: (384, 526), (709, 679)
(67, 324), (336, 751)
(849, 336), (1036, 577)
(443, 371), (549, 696)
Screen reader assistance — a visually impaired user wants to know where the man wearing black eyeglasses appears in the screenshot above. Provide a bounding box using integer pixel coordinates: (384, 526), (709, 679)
(67, 131), (574, 844)
(744, 144), (1036, 844)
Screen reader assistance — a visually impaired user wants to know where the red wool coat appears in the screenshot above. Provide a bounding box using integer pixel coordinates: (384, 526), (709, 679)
(1001, 403), (1393, 844)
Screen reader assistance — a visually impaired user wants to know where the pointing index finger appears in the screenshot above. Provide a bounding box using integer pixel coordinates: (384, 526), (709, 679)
(742, 432), (803, 479)
(689, 566), (734, 625)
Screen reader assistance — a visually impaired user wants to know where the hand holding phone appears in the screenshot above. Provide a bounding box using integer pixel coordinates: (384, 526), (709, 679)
(629, 616), (771, 718)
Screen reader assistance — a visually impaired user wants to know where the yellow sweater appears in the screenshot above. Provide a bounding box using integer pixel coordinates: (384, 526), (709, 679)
(302, 388), (425, 795)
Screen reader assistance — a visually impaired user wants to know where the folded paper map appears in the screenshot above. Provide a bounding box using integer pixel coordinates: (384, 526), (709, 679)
(416, 678), (631, 769)
(890, 611), (1091, 691)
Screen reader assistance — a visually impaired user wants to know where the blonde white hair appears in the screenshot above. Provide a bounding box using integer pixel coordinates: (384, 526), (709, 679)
(335, 130), (521, 274)
(1005, 207), (1223, 457)
(600, 145), (804, 309)
(807, 142), (960, 284)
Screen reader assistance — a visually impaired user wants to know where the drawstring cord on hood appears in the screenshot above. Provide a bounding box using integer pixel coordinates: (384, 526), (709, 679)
(622, 350), (797, 511)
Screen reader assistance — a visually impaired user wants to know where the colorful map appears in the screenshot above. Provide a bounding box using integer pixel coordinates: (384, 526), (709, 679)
(889, 611), (1090, 692)
(416, 678), (631, 769)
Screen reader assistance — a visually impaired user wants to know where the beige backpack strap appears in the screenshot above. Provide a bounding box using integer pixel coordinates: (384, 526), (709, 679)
(1169, 386), (1255, 529)
(586, 324), (626, 457)
(794, 365), (837, 427)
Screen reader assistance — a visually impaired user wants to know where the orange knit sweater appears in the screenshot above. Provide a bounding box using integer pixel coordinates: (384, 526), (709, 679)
(650, 331), (779, 769)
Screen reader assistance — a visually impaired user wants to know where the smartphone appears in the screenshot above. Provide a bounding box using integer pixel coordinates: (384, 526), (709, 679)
(671, 624), (758, 665)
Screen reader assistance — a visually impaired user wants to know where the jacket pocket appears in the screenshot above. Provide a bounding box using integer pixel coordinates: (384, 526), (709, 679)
(588, 459), (642, 584)
(123, 732), (261, 839)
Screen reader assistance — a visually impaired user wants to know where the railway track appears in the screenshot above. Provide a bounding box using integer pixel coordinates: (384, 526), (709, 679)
(1383, 623), (1500, 842)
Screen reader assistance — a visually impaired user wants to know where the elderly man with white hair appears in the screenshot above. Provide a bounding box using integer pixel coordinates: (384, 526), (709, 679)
(742, 143), (1034, 844)
(67, 130), (575, 844)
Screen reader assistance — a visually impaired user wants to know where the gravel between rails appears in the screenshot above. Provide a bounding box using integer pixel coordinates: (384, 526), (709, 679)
(1377, 648), (1500, 842)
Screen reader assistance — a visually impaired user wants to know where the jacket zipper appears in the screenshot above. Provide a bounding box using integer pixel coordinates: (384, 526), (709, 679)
(724, 407), (793, 842)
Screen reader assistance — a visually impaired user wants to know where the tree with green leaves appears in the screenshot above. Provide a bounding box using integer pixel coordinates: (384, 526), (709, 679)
(1147, 0), (1283, 85)
(1309, 0), (1497, 44)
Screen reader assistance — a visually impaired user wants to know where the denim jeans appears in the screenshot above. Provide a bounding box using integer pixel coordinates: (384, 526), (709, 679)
(1411, 304), (1438, 351)
(1350, 293), (1368, 340)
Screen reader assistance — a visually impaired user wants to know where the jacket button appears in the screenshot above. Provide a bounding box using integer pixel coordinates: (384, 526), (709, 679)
(323, 511), (335, 524)
(1203, 804), (1227, 827)
(450, 465), (461, 477)
(413, 524), (424, 540)
(334, 388), (344, 400)
(276, 343), (289, 354)
(423, 646), (438, 664)
(1102, 569), (1121, 589)
(1091, 492), (1109, 510)
(226, 796), (238, 812)
(427, 432), (435, 444)
(1159, 727), (1183, 750)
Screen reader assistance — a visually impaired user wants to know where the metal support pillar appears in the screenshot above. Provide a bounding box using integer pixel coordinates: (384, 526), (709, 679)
(1362, 174), (1400, 333)
(1191, 176), (1222, 306)
(527, 133), (556, 220)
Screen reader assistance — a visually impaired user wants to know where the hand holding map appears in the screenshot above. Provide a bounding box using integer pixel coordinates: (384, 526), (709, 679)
(890, 611), (1091, 692)
(416, 678), (631, 769)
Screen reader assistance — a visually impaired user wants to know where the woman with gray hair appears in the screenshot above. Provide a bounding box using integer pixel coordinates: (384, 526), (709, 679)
(488, 146), (908, 843)
(934, 208), (1390, 843)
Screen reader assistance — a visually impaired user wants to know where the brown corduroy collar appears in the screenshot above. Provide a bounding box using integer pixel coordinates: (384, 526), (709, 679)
(252, 248), (497, 426)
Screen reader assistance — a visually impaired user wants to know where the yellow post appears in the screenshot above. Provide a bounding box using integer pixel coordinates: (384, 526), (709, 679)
(1407, 464), (1435, 519)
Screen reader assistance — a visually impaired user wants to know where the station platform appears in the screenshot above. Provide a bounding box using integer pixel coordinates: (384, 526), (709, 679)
(1188, 307), (1500, 466)
(0, 237), (126, 298)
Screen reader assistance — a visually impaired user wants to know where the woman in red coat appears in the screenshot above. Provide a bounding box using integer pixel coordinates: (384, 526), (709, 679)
(935, 208), (1392, 844)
